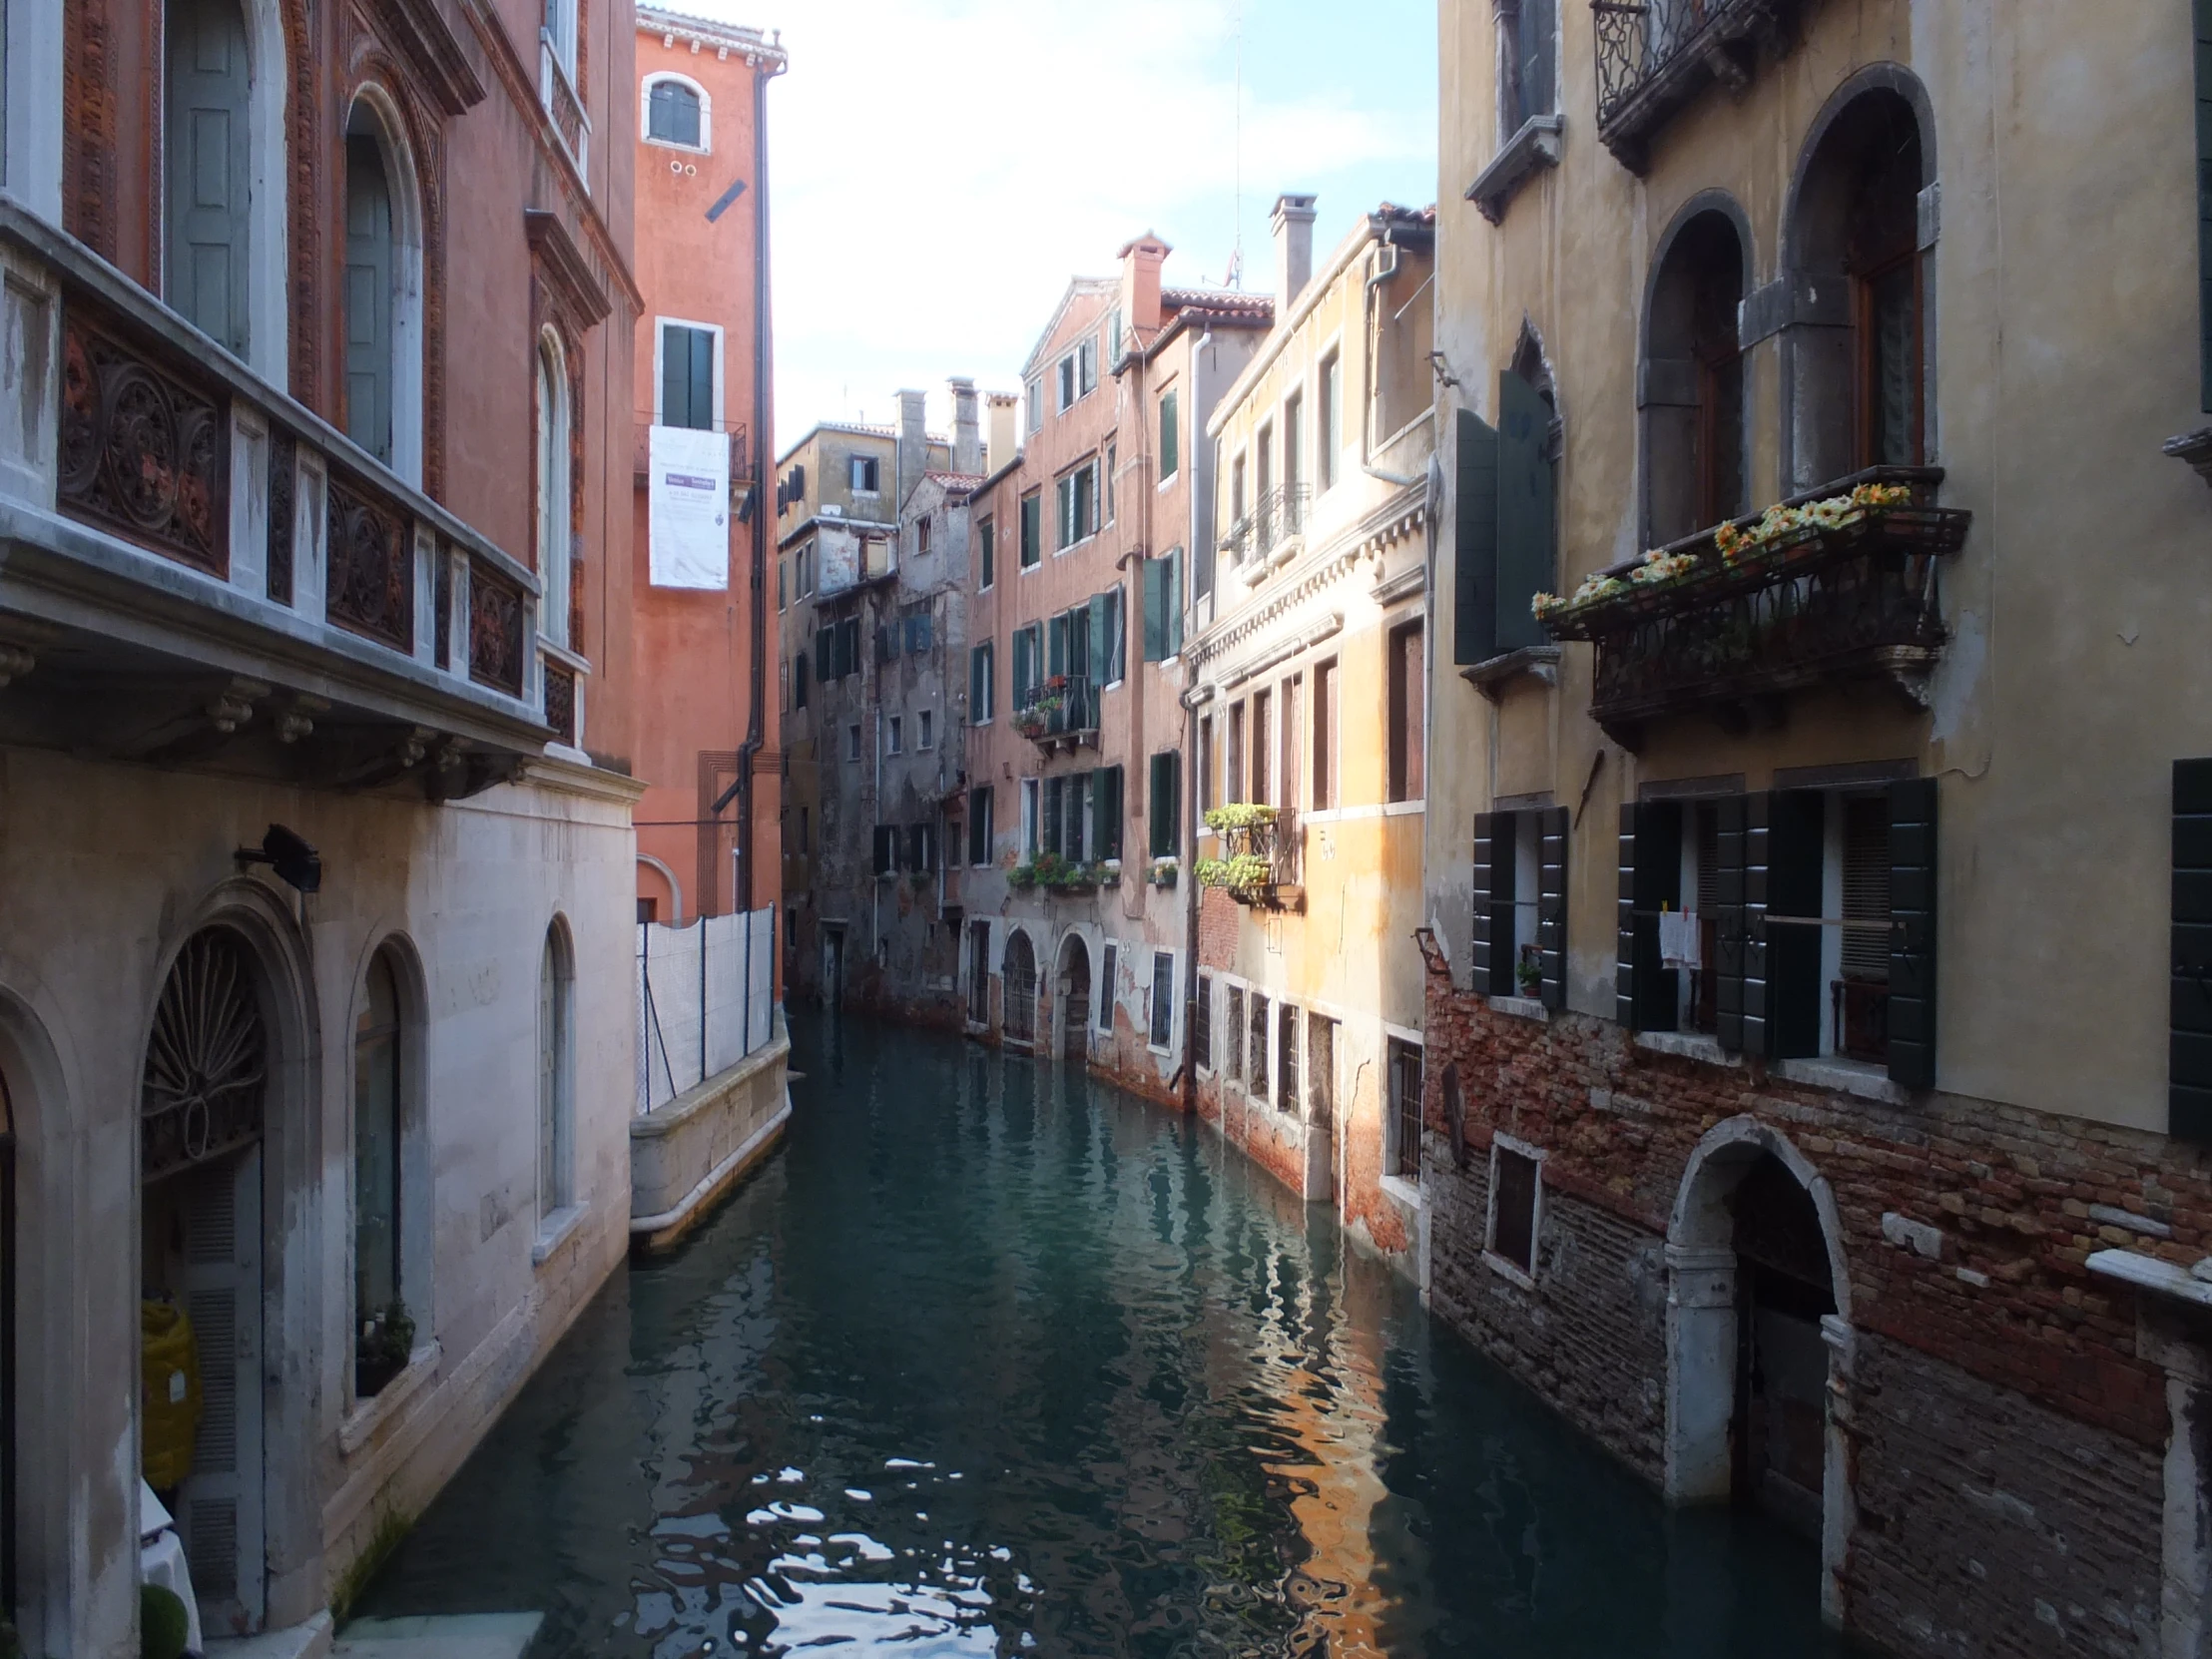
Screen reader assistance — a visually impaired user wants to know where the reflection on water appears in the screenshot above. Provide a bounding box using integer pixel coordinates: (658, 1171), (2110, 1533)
(357, 1013), (1855, 1657)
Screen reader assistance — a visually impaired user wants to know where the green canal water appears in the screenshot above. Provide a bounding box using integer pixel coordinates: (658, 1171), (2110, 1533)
(357, 1013), (1853, 1657)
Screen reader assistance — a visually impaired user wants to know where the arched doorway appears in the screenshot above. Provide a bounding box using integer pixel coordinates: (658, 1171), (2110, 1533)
(1730, 1152), (1836, 1531)
(1002, 931), (1037, 1047)
(140, 926), (271, 1635)
(1057, 935), (1090, 1064)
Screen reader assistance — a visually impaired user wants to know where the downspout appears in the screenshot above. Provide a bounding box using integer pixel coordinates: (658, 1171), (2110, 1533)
(1180, 326), (1215, 1119)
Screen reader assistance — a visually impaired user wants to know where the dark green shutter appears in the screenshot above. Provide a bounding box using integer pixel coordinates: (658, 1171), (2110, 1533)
(816, 627), (830, 681)
(980, 520), (995, 587)
(1538, 806), (1568, 1011)
(1142, 558), (1167, 662)
(1768, 791), (1826, 1060)
(1161, 389), (1179, 476)
(1496, 371), (1556, 654)
(2199, 0), (2212, 410)
(1095, 765), (1123, 860)
(1150, 752), (1179, 857)
(1890, 776), (1939, 1090)
(1012, 628), (1033, 706)
(1473, 814), (1499, 993)
(968, 788), (988, 865)
(1105, 585), (1126, 682)
(1454, 409), (1499, 665)
(1629, 802), (1682, 1031)
(969, 647), (985, 720)
(2176, 761), (2212, 1137)
(1616, 805), (1638, 1027)
(1048, 613), (1068, 678)
(1715, 794), (1753, 1053)
(1044, 778), (1064, 857)
(1088, 594), (1109, 691)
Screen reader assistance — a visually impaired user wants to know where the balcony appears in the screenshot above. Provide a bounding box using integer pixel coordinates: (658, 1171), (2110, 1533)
(1218, 484), (1311, 576)
(0, 198), (558, 799)
(540, 32), (593, 181)
(1011, 675), (1097, 753)
(1537, 468), (1968, 752)
(1591, 0), (1801, 172)
(1196, 805), (1305, 912)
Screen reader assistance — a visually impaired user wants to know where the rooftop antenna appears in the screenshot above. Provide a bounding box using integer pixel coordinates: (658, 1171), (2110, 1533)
(1230, 0), (1245, 289)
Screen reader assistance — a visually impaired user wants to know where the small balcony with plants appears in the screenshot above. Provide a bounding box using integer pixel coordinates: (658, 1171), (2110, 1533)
(1196, 803), (1304, 911)
(1011, 674), (1097, 753)
(1533, 468), (1969, 752)
(1591, 0), (1807, 171)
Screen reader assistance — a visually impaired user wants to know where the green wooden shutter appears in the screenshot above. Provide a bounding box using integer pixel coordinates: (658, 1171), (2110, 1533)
(1472, 813), (1505, 996)
(1095, 765), (1123, 860)
(344, 136), (395, 463)
(1142, 558), (1167, 662)
(1616, 804), (1637, 1028)
(1168, 549), (1185, 656)
(1088, 593), (1109, 692)
(815, 627), (831, 681)
(1890, 776), (1939, 1090)
(1012, 628), (1032, 706)
(167, 0), (253, 354)
(1715, 794), (1750, 1053)
(1538, 806), (1568, 1011)
(1768, 791), (1826, 1060)
(1630, 802), (1682, 1031)
(1454, 410), (1500, 665)
(967, 788), (987, 865)
(2198, 0), (2212, 410)
(1047, 613), (1068, 678)
(1495, 371), (1556, 654)
(969, 646), (985, 720)
(1161, 389), (1179, 477)
(980, 520), (995, 587)
(1149, 753), (1178, 857)
(1106, 585), (1126, 682)
(1044, 778), (1064, 857)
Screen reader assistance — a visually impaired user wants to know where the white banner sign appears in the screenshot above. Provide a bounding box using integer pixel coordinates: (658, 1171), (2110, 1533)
(648, 424), (730, 589)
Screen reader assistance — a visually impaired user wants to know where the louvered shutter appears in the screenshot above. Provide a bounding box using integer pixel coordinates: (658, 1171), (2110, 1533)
(1454, 410), (1500, 664)
(344, 136), (395, 463)
(2199, 0), (2212, 410)
(1538, 806), (1568, 1010)
(2176, 762), (2212, 1136)
(1088, 594), (1109, 693)
(1048, 613), (1068, 678)
(1715, 795), (1750, 1052)
(1150, 752), (1178, 857)
(1168, 549), (1185, 656)
(1496, 372), (1555, 654)
(1473, 814), (1499, 993)
(1095, 765), (1124, 859)
(969, 647), (984, 719)
(1631, 802), (1682, 1031)
(1142, 558), (1167, 662)
(1768, 791), (1826, 1060)
(1889, 776), (1939, 1089)
(967, 788), (987, 865)
(1044, 778), (1064, 857)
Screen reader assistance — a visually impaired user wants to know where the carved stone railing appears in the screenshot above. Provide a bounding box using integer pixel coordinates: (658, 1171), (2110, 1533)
(540, 33), (593, 182)
(1591, 0), (1799, 171)
(0, 197), (559, 794)
(1540, 468), (1968, 751)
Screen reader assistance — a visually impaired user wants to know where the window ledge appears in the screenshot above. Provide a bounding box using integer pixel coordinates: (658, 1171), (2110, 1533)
(339, 1340), (442, 1456)
(1380, 1173), (1425, 1212)
(1382, 800), (1424, 818)
(1460, 644), (1560, 704)
(1466, 115), (1565, 225)
(1633, 1030), (1741, 1068)
(643, 136), (711, 157)
(2164, 426), (2212, 491)
(1487, 994), (1549, 1023)
(1769, 1055), (1909, 1106)
(1481, 1251), (1538, 1291)
(532, 1202), (590, 1266)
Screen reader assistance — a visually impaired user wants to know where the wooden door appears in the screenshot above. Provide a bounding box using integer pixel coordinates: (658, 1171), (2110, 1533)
(165, 0), (252, 354)
(178, 1148), (266, 1634)
(343, 134), (395, 463)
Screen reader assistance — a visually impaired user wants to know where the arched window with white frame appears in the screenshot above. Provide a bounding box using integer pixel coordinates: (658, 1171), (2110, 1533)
(341, 91), (426, 484)
(537, 921), (575, 1226)
(643, 73), (710, 152)
(535, 328), (572, 649)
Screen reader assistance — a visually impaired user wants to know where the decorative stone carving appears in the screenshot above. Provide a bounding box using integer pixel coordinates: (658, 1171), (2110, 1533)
(544, 659), (577, 743)
(325, 469), (414, 652)
(469, 561), (526, 696)
(267, 430), (296, 605)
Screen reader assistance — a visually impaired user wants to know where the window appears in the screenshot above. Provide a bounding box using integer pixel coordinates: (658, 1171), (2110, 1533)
(1453, 363), (1557, 667)
(1150, 953), (1175, 1051)
(354, 947), (405, 1392)
(1386, 622), (1424, 803)
(969, 642), (994, 724)
(1306, 1012), (1336, 1126)
(638, 896), (658, 923)
(1313, 659), (1339, 809)
(1644, 213), (1745, 545)
(967, 918), (992, 1024)
(1489, 1142), (1542, 1276)
(1225, 985), (1246, 1081)
(1475, 807), (1566, 1008)
(915, 516), (932, 557)
(918, 710), (934, 750)
(887, 716), (902, 755)
(1026, 376), (1044, 434)
(979, 516), (996, 589)
(1251, 689), (1272, 806)
(1056, 461), (1097, 549)
(1230, 452), (1248, 531)
(967, 786), (993, 865)
(844, 723), (861, 762)
(903, 604), (933, 654)
(544, 0), (577, 77)
(1227, 700), (1247, 805)
(1099, 943), (1119, 1033)
(538, 925), (575, 1222)
(1056, 338), (1097, 412)
(799, 806), (810, 852)
(872, 827), (898, 875)
(907, 823), (936, 874)
(1272, 1001), (1298, 1115)
(343, 116), (397, 465)
(1106, 307), (1123, 364)
(660, 322), (717, 431)
(645, 75), (706, 149)
(535, 331), (572, 648)
(1194, 973), (1214, 1070)
(798, 542), (816, 597)
(1020, 778), (1041, 859)
(1141, 549), (1184, 662)
(1282, 392), (1304, 524)
(1500, 0), (1558, 131)
(1248, 994), (1270, 1097)
(1148, 752), (1182, 858)
(1159, 388), (1180, 481)
(850, 454), (880, 494)
(166, 0), (254, 356)
(1279, 676), (1302, 813)
(1058, 352), (1078, 412)
(1198, 716), (1216, 814)
(1103, 439), (1118, 527)
(1387, 1037), (1423, 1180)
(778, 560), (787, 612)
(1011, 622), (1043, 711)
(1318, 351), (1341, 492)
(1019, 491), (1043, 567)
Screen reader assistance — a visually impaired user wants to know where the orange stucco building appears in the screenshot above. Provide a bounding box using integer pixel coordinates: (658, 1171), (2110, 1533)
(629, 5), (785, 928)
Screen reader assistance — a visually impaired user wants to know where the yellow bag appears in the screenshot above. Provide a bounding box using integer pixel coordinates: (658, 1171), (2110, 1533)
(141, 1300), (203, 1491)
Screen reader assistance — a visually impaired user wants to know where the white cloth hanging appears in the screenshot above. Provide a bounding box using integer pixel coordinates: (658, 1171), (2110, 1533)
(1659, 907), (1702, 970)
(141, 1480), (206, 1658)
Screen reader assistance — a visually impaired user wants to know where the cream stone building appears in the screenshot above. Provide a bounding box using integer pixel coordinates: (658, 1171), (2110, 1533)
(1187, 197), (1437, 1267)
(1421, 1), (2212, 1654)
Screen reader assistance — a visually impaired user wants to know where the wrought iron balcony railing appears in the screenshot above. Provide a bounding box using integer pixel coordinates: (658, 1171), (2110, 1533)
(1218, 484), (1311, 571)
(1591, 0), (1798, 171)
(0, 197), (558, 797)
(1012, 674), (1097, 750)
(1538, 468), (1968, 752)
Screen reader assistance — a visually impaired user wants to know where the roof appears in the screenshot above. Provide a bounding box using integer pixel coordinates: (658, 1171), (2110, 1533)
(1019, 276), (1119, 377)
(1161, 286), (1275, 323)
(775, 421), (951, 466)
(925, 471), (985, 490)
(636, 4), (788, 66)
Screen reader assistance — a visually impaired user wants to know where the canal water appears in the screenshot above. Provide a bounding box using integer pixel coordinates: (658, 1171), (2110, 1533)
(358, 1013), (1853, 1658)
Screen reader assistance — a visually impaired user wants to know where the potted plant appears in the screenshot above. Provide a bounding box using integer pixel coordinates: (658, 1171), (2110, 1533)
(1008, 861), (1039, 890)
(355, 1300), (416, 1398)
(1515, 955), (1542, 998)
(1150, 858), (1179, 888)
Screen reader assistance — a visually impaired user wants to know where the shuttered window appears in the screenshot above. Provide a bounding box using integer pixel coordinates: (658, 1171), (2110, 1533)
(1453, 373), (1556, 664)
(1387, 623), (1424, 802)
(647, 78), (703, 147)
(1194, 974), (1213, 1070)
(1248, 994), (1270, 1097)
(1160, 389), (1180, 480)
(1091, 765), (1124, 861)
(1020, 492), (1042, 567)
(968, 787), (992, 866)
(969, 642), (993, 723)
(1142, 550), (1184, 662)
(343, 132), (395, 464)
(1149, 752), (1181, 858)
(979, 517), (995, 589)
(1099, 944), (1118, 1033)
(1224, 986), (1245, 1080)
(1841, 797), (1892, 981)
(1277, 1001), (1300, 1115)
(660, 323), (716, 431)
(872, 827), (897, 874)
(2175, 760), (2212, 1138)
(1152, 953), (1176, 1050)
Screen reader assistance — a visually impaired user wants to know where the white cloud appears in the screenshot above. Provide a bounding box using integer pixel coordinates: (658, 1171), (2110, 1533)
(669, 0), (1435, 446)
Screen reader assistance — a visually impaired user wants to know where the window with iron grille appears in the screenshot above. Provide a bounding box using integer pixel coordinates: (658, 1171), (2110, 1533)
(1248, 994), (1270, 1098)
(1489, 1142), (1541, 1276)
(1276, 1001), (1299, 1115)
(1194, 973), (1213, 1071)
(1150, 953), (1174, 1051)
(1387, 1037), (1424, 1179)
(1098, 943), (1118, 1033)
(1224, 985), (1245, 1081)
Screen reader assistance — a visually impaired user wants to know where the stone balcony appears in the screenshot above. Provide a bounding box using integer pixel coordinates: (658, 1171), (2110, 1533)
(0, 196), (562, 798)
(1591, 0), (1803, 172)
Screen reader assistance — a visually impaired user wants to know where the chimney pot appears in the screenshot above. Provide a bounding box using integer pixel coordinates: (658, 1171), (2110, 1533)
(1271, 193), (1318, 317)
(984, 392), (1019, 477)
(949, 377), (981, 476)
(895, 388), (926, 507)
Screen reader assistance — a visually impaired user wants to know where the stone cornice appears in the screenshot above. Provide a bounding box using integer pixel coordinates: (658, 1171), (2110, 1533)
(1192, 492), (1426, 669)
(370, 0), (488, 116)
(525, 210), (612, 329)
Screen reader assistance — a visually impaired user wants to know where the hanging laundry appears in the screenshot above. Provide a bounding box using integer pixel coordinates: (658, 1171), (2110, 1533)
(1659, 907), (1702, 970)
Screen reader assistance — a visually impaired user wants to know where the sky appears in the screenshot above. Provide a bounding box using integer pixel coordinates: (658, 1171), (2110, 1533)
(680, 0), (1439, 450)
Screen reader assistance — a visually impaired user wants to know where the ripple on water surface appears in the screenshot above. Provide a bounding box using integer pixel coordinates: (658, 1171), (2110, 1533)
(356, 1014), (1857, 1658)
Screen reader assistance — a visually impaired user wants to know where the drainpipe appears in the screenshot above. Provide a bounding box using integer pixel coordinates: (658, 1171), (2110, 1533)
(1179, 325), (1216, 1119)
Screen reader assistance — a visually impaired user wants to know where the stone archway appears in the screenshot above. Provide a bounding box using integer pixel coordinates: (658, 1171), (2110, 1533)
(1665, 1115), (1854, 1621)
(1002, 930), (1038, 1047)
(1056, 933), (1091, 1064)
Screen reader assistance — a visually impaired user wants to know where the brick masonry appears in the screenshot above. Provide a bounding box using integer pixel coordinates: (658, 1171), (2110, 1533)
(1417, 934), (2190, 1657)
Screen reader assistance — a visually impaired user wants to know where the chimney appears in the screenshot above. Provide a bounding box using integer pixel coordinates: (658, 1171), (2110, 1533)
(949, 377), (981, 475)
(895, 388), (926, 504)
(985, 392), (1019, 476)
(1271, 193), (1318, 316)
(1119, 232), (1171, 339)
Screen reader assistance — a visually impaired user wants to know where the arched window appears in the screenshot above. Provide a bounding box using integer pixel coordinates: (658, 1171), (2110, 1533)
(538, 923), (574, 1222)
(1786, 83), (1931, 486)
(343, 110), (396, 466)
(1644, 206), (1748, 544)
(165, 0), (253, 354)
(353, 948), (404, 1394)
(536, 331), (572, 648)
(1003, 930), (1037, 1045)
(644, 75), (708, 151)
